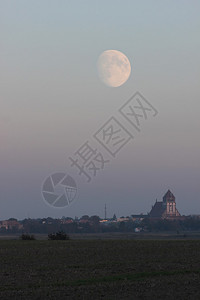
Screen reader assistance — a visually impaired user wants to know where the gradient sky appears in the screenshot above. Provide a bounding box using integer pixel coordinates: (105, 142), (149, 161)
(0, 0), (200, 220)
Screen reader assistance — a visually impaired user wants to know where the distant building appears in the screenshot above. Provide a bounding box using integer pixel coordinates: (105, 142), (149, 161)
(135, 227), (142, 233)
(60, 217), (74, 224)
(117, 217), (130, 222)
(0, 219), (23, 230)
(149, 190), (181, 219)
(131, 214), (148, 222)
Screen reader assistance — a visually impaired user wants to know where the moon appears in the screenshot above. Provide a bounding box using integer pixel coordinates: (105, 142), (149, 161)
(97, 50), (131, 87)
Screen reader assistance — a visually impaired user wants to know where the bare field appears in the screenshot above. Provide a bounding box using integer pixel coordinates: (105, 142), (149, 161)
(0, 239), (200, 299)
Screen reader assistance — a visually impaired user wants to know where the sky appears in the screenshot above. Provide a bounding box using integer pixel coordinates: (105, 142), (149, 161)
(0, 0), (200, 220)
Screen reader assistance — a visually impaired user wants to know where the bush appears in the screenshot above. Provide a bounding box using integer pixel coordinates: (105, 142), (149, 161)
(48, 231), (69, 240)
(20, 234), (36, 240)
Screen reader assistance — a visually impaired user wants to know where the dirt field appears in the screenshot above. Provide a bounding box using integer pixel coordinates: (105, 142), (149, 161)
(0, 238), (200, 299)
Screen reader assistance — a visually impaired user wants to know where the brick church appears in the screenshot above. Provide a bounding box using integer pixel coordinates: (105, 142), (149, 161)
(149, 190), (181, 219)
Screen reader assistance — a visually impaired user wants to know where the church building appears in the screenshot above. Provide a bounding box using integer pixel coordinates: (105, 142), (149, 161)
(149, 190), (181, 219)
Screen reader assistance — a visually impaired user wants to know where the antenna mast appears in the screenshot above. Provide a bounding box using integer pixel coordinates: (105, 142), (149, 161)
(105, 203), (107, 220)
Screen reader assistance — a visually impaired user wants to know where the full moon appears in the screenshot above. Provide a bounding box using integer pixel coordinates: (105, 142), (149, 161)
(97, 50), (131, 87)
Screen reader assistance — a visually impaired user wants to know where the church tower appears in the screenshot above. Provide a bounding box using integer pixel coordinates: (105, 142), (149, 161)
(162, 190), (180, 217)
(149, 189), (181, 219)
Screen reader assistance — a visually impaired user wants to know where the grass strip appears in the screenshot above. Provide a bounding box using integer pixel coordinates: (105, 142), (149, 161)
(0, 269), (200, 292)
(55, 269), (200, 287)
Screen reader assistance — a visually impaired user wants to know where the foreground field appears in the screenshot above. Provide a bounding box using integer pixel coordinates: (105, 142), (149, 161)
(0, 239), (200, 299)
